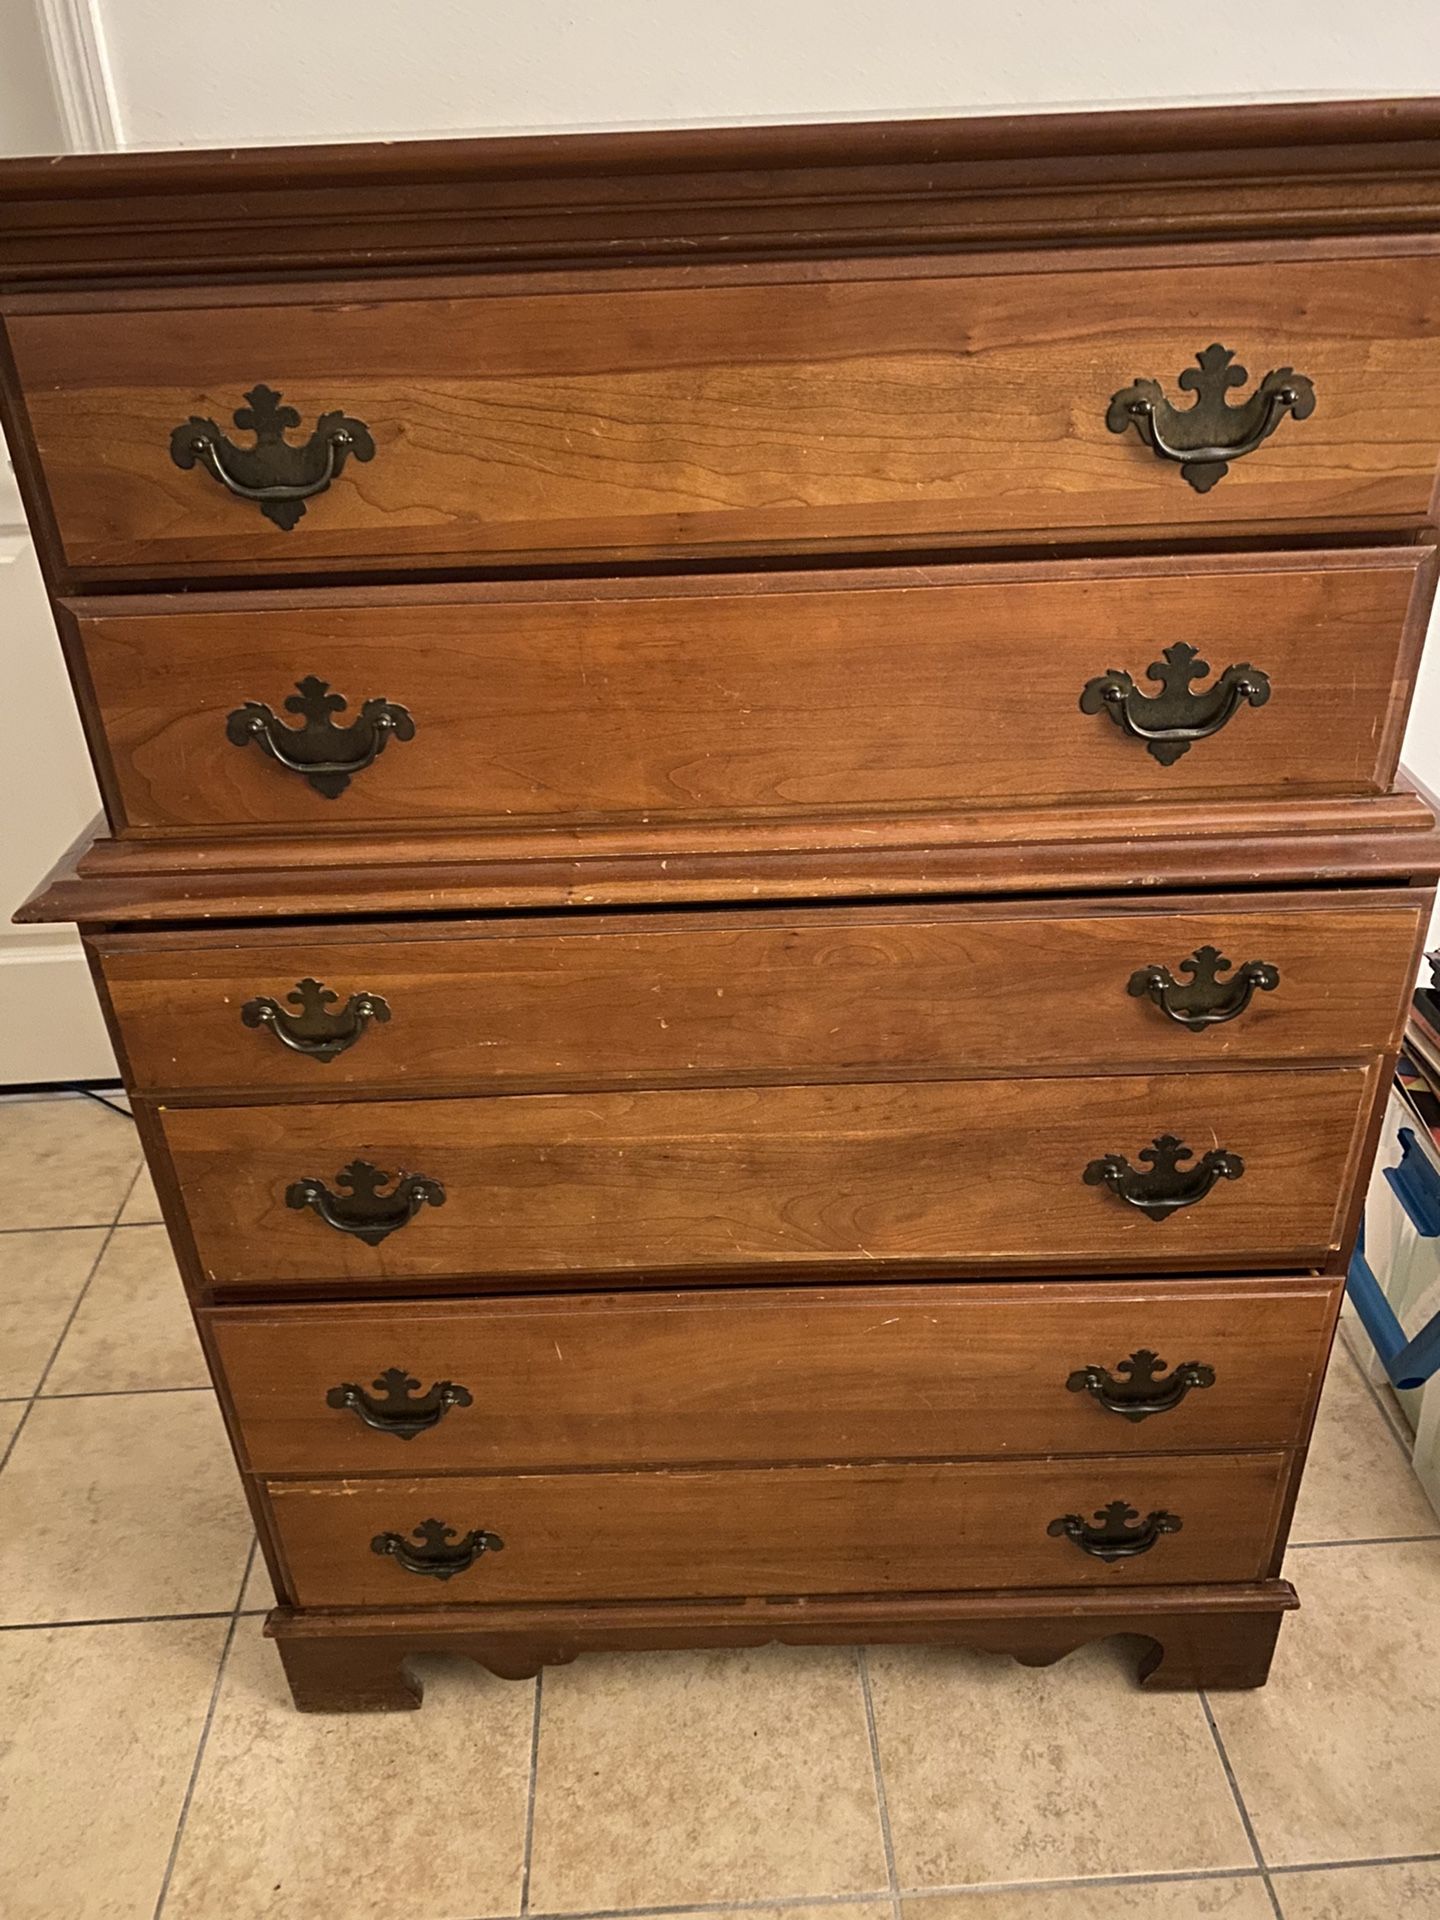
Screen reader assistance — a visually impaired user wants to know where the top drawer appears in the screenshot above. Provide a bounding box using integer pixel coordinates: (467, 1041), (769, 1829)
(8, 247), (1440, 578)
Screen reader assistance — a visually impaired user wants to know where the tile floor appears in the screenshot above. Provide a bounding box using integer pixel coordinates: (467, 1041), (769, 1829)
(2, 1089), (1439, 1920)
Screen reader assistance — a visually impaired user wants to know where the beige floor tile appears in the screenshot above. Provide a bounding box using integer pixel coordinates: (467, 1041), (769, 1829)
(0, 1616), (226, 1920)
(0, 1096), (141, 1229)
(239, 1544), (279, 1612)
(0, 1227), (106, 1396)
(119, 1160), (164, 1225)
(1278, 1860), (1440, 1917)
(902, 1880), (1273, 1918)
(0, 1388), (252, 1623)
(869, 1641), (1251, 1889)
(1290, 1347), (1439, 1544)
(164, 1619), (532, 1920)
(43, 1225), (206, 1394)
(529, 1645), (888, 1911)
(1210, 1540), (1440, 1864)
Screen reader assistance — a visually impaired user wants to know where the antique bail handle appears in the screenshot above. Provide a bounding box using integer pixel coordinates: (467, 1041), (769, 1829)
(371, 1518), (504, 1580)
(169, 384), (375, 529)
(226, 676), (415, 799)
(1083, 1134), (1244, 1220)
(285, 1160), (446, 1246)
(1128, 946), (1280, 1032)
(1067, 1348), (1217, 1423)
(327, 1368), (473, 1439)
(241, 977), (391, 1060)
(1106, 343), (1316, 493)
(1048, 1500), (1183, 1562)
(1080, 644), (1270, 767)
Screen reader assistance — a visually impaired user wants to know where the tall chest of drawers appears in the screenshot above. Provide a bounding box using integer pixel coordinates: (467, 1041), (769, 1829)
(6, 100), (1440, 1709)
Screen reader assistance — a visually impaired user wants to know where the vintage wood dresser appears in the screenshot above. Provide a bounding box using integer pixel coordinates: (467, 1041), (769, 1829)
(5, 100), (1440, 1709)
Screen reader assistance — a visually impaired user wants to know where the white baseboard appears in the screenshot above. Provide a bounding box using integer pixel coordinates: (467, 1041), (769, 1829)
(0, 938), (116, 1085)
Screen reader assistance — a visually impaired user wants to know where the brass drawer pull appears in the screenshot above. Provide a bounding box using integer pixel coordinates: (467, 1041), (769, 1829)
(168, 383), (374, 529)
(285, 1159), (445, 1246)
(1106, 343), (1315, 492)
(1080, 643), (1270, 766)
(1128, 945), (1280, 1031)
(1067, 1348), (1216, 1422)
(226, 675), (415, 798)
(1083, 1133), (1244, 1220)
(371, 1518), (503, 1581)
(1048, 1500), (1183, 1562)
(241, 977), (391, 1060)
(327, 1368), (473, 1439)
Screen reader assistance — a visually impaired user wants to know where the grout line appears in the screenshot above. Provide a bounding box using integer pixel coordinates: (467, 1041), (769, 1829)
(0, 1160), (139, 1474)
(856, 1649), (902, 1920)
(150, 1538), (259, 1920)
(491, 1855), (1440, 1920)
(516, 1873), (1276, 1920)
(0, 1609), (238, 1632)
(1199, 1691), (1283, 1920)
(232, 1537), (259, 1612)
(899, 1868), (1268, 1901)
(520, 1892), (897, 1920)
(1288, 1534), (1440, 1551)
(1269, 1849), (1440, 1875)
(0, 1221), (126, 1235)
(30, 1176), (142, 1410)
(519, 1669), (544, 1915)
(37, 1384), (216, 1403)
(150, 1606), (244, 1920)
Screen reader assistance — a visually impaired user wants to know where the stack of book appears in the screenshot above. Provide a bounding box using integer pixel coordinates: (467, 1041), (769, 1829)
(1397, 947), (1440, 1148)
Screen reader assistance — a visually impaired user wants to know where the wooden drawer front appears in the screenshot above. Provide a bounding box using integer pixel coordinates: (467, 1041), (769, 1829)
(266, 1452), (1290, 1607)
(212, 1278), (1336, 1475)
(161, 1067), (1374, 1289)
(63, 548), (1429, 835)
(11, 250), (1440, 576)
(99, 894), (1421, 1097)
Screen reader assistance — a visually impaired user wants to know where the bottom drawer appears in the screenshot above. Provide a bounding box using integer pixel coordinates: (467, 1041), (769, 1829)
(266, 1453), (1290, 1608)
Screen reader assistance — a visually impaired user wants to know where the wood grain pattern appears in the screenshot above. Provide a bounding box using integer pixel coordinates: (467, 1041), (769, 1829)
(62, 548), (1433, 836)
(265, 1451), (1293, 1608)
(93, 892), (1424, 1099)
(210, 1277), (1337, 1475)
(12, 248), (1440, 577)
(5, 101), (1437, 1706)
(159, 1066), (1377, 1290)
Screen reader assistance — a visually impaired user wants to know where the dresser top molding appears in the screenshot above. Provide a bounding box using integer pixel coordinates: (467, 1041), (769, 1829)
(3, 97), (1440, 290)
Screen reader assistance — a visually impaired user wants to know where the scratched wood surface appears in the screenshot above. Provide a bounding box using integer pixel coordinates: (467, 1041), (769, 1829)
(159, 1066), (1377, 1290)
(94, 891), (1423, 1097)
(266, 1450), (1293, 1607)
(211, 1276), (1336, 1474)
(61, 546), (1431, 835)
(10, 247), (1440, 577)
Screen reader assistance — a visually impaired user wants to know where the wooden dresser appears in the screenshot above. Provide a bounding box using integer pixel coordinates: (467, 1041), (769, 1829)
(5, 100), (1440, 1710)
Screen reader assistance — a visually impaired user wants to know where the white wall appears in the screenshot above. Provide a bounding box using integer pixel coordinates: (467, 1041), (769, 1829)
(73, 0), (1440, 149)
(0, 32), (116, 1080)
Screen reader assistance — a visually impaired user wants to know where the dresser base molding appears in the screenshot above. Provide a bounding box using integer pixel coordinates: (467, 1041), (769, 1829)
(265, 1582), (1297, 1711)
(18, 784), (1440, 925)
